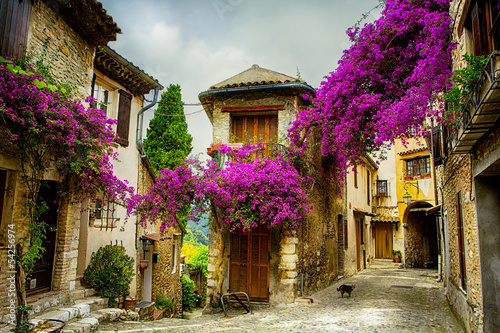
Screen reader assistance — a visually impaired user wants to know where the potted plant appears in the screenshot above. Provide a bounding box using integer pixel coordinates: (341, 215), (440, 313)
(404, 175), (413, 181)
(423, 172), (431, 178)
(392, 250), (402, 263)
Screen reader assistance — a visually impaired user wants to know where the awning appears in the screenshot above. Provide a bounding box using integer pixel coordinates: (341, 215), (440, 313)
(353, 207), (376, 217)
(371, 216), (400, 223)
(426, 205), (441, 216)
(142, 233), (171, 242)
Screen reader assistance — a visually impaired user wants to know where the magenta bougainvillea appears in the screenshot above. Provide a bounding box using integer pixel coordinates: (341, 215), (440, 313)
(0, 58), (133, 202)
(128, 145), (311, 233)
(289, 0), (455, 180)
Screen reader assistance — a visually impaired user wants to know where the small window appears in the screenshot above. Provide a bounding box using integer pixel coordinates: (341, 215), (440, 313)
(92, 83), (110, 116)
(171, 241), (178, 274)
(405, 156), (431, 179)
(377, 180), (388, 197)
(89, 196), (118, 230)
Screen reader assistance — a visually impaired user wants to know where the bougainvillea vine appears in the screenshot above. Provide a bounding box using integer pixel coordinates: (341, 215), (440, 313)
(289, 0), (455, 181)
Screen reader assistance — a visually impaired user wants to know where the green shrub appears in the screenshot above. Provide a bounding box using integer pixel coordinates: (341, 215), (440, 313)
(156, 293), (175, 311)
(82, 245), (134, 307)
(181, 275), (196, 311)
(392, 250), (402, 258)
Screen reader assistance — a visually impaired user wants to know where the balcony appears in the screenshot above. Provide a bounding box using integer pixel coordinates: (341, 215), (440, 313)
(447, 52), (500, 154)
(207, 142), (285, 168)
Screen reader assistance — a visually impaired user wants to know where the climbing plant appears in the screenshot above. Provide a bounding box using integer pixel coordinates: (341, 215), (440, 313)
(288, 0), (455, 183)
(0, 55), (132, 331)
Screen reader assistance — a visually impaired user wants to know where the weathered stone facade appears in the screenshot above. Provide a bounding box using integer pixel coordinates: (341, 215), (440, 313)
(433, 1), (500, 332)
(201, 65), (345, 306)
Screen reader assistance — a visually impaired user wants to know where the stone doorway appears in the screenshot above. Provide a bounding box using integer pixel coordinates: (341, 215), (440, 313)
(404, 202), (438, 268)
(229, 224), (270, 301)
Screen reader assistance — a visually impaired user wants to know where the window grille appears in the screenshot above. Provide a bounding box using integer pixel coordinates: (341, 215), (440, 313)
(89, 196), (118, 230)
(377, 180), (388, 197)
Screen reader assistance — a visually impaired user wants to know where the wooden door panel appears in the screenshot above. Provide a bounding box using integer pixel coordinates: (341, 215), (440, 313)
(375, 223), (393, 259)
(229, 226), (270, 301)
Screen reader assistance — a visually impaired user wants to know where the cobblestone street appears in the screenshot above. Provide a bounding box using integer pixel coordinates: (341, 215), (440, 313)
(98, 265), (464, 333)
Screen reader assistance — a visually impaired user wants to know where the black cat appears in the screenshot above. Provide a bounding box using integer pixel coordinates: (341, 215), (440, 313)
(337, 284), (355, 298)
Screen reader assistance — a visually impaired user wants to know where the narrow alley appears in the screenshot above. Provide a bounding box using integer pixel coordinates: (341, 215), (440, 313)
(98, 263), (463, 333)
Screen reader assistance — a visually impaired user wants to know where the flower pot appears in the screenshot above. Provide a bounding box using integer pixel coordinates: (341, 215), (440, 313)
(404, 176), (413, 181)
(124, 297), (137, 310)
(393, 254), (401, 263)
(423, 173), (431, 178)
(140, 259), (149, 271)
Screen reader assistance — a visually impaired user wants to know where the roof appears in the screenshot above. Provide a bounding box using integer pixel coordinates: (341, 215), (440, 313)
(372, 215), (400, 223)
(45, 0), (121, 46)
(199, 64), (314, 123)
(210, 64), (302, 89)
(142, 233), (171, 242)
(398, 146), (428, 156)
(94, 46), (163, 96)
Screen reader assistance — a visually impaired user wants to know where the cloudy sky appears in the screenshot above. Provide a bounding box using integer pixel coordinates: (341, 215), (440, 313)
(99, 0), (382, 158)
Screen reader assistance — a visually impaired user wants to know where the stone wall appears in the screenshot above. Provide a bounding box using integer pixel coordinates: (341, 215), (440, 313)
(27, 0), (95, 99)
(437, 150), (483, 333)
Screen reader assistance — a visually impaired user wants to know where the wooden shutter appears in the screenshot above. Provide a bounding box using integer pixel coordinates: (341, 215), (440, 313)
(432, 127), (442, 166)
(116, 90), (132, 146)
(232, 115), (278, 143)
(0, 170), (6, 227)
(0, 0), (31, 59)
(456, 192), (467, 291)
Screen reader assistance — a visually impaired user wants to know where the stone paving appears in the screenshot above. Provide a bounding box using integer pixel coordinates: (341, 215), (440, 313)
(98, 266), (464, 333)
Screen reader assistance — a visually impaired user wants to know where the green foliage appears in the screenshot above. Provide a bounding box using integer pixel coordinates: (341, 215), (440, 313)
(82, 245), (134, 307)
(392, 250), (402, 258)
(189, 245), (208, 277)
(181, 274), (196, 311)
(144, 84), (193, 172)
(444, 53), (489, 126)
(184, 224), (208, 246)
(156, 293), (175, 311)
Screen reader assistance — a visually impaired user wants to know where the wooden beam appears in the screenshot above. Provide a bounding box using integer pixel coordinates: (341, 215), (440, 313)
(221, 105), (285, 112)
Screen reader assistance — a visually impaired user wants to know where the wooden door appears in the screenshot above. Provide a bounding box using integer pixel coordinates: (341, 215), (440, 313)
(232, 115), (278, 143)
(229, 224), (270, 301)
(27, 181), (59, 293)
(375, 223), (393, 259)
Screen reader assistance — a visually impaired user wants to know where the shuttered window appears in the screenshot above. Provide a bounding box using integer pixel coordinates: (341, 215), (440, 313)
(116, 90), (132, 147)
(456, 192), (467, 292)
(468, 0), (500, 56)
(432, 127), (442, 166)
(232, 115), (278, 143)
(0, 0), (31, 60)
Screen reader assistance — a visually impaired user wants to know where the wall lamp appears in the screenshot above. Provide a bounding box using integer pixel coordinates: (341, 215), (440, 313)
(140, 236), (153, 256)
(403, 181), (419, 205)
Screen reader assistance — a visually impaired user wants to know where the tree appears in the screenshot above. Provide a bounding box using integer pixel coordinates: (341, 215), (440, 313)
(144, 84), (193, 172)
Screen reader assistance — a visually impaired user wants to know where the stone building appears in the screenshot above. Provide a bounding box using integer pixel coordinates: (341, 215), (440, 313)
(343, 154), (378, 277)
(199, 65), (345, 305)
(369, 146), (401, 263)
(0, 0), (182, 324)
(429, 1), (500, 332)
(393, 138), (439, 269)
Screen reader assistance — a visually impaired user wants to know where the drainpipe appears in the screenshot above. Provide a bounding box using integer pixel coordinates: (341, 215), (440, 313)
(135, 86), (160, 252)
(436, 186), (446, 283)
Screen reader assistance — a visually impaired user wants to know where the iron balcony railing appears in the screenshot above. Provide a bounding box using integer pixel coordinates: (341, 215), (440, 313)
(210, 142), (285, 168)
(447, 52), (500, 154)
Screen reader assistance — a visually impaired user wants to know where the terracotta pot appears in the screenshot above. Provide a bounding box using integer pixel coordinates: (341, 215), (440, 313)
(140, 259), (149, 270)
(393, 255), (401, 263)
(124, 297), (137, 310)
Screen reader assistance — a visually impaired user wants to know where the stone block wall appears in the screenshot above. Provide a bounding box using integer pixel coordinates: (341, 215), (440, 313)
(438, 152), (482, 332)
(27, 1), (95, 99)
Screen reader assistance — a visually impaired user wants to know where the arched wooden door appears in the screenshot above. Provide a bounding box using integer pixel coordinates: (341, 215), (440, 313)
(229, 224), (270, 301)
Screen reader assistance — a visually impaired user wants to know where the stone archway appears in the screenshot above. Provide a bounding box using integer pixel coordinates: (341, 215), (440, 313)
(403, 202), (438, 268)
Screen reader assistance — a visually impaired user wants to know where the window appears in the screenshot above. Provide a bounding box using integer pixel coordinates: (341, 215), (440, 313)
(367, 170), (371, 205)
(0, 0), (32, 59)
(354, 164), (358, 188)
(456, 192), (467, 292)
(172, 241), (178, 274)
(116, 90), (132, 146)
(463, 0), (500, 56)
(377, 180), (388, 197)
(89, 196), (118, 230)
(406, 156), (431, 178)
(232, 115), (278, 143)
(92, 83), (110, 116)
